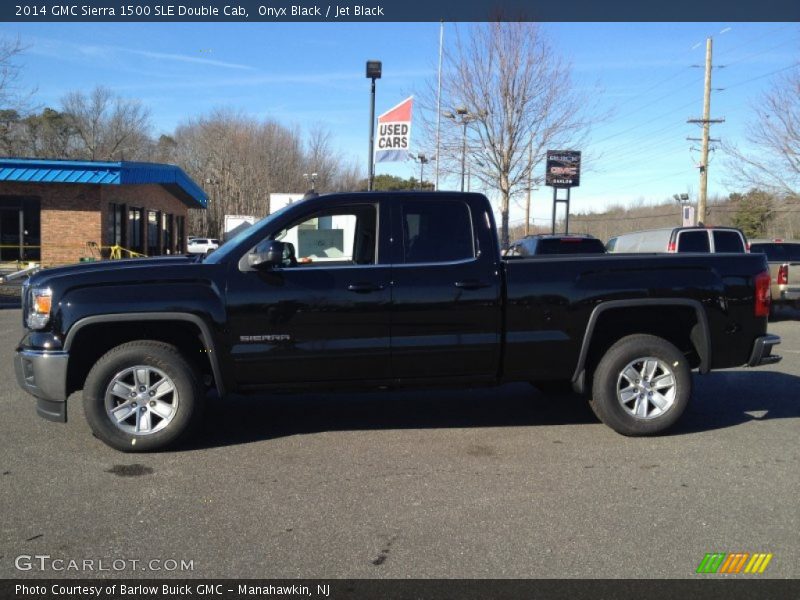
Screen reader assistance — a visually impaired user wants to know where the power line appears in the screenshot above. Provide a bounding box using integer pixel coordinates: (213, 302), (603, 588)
(721, 37), (800, 70)
(570, 211), (679, 222)
(714, 24), (797, 62)
(585, 168), (691, 198)
(598, 132), (690, 164)
(721, 62), (800, 91)
(592, 99), (698, 146)
(606, 69), (692, 113)
(598, 119), (692, 158)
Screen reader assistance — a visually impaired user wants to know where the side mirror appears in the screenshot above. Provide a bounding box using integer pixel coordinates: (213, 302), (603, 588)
(248, 240), (285, 269)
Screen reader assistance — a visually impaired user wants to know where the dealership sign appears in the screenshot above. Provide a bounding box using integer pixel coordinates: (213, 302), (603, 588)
(374, 97), (413, 163)
(546, 150), (581, 187)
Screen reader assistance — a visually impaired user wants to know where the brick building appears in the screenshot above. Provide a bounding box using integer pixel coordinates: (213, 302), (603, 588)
(0, 158), (207, 266)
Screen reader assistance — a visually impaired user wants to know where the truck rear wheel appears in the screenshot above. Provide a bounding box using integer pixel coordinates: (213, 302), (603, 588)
(589, 334), (691, 436)
(83, 341), (204, 452)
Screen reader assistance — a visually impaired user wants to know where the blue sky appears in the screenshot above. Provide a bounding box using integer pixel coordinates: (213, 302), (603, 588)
(2, 21), (799, 226)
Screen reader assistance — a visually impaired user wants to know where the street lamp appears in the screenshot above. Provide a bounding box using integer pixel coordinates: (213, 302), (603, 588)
(672, 193), (689, 204)
(444, 106), (479, 192)
(303, 172), (318, 192)
(408, 153), (434, 189)
(366, 60), (382, 191)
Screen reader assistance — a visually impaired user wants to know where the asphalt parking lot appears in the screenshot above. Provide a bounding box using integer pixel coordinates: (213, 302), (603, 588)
(0, 306), (798, 579)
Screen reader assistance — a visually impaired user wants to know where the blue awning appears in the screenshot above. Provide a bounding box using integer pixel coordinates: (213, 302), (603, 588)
(0, 158), (207, 208)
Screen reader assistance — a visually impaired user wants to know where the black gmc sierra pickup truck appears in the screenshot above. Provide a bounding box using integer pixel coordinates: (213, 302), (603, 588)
(15, 192), (781, 451)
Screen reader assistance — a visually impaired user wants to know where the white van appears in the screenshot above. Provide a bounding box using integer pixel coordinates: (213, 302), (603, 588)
(607, 226), (748, 254)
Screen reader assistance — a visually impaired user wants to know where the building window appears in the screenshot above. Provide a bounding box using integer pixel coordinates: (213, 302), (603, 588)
(0, 196), (40, 261)
(175, 215), (185, 253)
(162, 213), (173, 254)
(127, 207), (143, 254)
(107, 203), (125, 247)
(147, 210), (160, 256)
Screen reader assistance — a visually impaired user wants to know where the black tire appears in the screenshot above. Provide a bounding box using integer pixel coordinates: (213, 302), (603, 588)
(83, 340), (204, 452)
(589, 334), (691, 436)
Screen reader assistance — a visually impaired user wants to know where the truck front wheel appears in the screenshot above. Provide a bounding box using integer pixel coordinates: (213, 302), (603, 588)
(589, 334), (691, 436)
(83, 341), (204, 452)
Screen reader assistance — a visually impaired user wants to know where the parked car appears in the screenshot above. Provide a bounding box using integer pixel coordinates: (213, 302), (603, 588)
(14, 192), (780, 451)
(606, 226), (748, 254)
(749, 239), (800, 311)
(187, 238), (220, 254)
(507, 234), (607, 256)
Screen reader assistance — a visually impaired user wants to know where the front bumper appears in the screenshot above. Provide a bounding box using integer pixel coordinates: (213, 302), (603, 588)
(14, 349), (69, 422)
(747, 334), (782, 367)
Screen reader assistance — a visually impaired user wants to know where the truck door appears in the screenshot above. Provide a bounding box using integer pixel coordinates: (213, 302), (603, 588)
(389, 196), (502, 382)
(225, 199), (392, 388)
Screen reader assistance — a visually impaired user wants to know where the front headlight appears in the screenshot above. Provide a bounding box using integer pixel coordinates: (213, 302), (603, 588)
(26, 287), (52, 330)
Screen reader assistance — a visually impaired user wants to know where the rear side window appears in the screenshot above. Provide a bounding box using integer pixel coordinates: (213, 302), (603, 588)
(713, 230), (745, 253)
(402, 200), (474, 263)
(751, 243), (800, 261)
(537, 238), (606, 254)
(677, 231), (710, 253)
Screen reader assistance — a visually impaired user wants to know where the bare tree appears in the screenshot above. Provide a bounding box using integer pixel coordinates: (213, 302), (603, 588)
(173, 109), (306, 237)
(20, 108), (73, 157)
(171, 108), (364, 238)
(424, 22), (594, 248)
(0, 36), (38, 155)
(0, 36), (30, 109)
(724, 69), (800, 197)
(61, 86), (152, 160)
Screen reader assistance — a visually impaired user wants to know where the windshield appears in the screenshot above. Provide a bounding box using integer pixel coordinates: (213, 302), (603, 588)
(202, 202), (300, 264)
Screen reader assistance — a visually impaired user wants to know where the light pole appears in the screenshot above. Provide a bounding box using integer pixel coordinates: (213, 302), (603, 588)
(444, 107), (478, 192)
(468, 158), (484, 193)
(366, 60), (382, 191)
(409, 153), (434, 189)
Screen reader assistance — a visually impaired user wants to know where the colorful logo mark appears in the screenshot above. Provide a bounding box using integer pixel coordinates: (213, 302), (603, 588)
(696, 552), (773, 574)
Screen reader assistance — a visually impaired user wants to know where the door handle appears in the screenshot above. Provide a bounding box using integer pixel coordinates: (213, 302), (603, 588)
(347, 283), (385, 293)
(454, 280), (491, 290)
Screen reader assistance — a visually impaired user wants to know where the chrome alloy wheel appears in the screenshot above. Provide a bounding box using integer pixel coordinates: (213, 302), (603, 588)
(104, 366), (180, 435)
(616, 356), (677, 420)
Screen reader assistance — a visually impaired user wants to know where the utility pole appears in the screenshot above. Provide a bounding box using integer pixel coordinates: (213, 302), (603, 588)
(688, 37), (724, 225)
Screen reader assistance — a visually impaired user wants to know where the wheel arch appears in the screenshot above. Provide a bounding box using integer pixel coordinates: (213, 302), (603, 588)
(64, 313), (224, 397)
(571, 299), (710, 394)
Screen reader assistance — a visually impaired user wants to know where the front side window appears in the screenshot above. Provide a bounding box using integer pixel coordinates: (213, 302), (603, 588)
(402, 200), (474, 263)
(272, 204), (378, 266)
